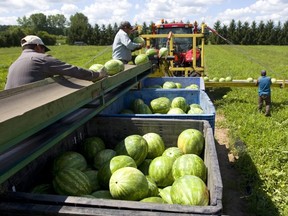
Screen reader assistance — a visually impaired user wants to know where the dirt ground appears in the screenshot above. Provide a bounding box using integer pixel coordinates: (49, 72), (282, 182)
(214, 113), (249, 216)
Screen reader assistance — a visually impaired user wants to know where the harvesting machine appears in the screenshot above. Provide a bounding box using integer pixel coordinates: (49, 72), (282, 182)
(139, 19), (205, 78)
(136, 19), (287, 88)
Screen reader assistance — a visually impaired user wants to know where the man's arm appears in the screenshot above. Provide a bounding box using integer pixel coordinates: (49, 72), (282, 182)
(44, 55), (107, 82)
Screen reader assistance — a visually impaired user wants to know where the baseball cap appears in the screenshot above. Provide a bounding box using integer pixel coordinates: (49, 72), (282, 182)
(21, 35), (50, 52)
(119, 21), (133, 30)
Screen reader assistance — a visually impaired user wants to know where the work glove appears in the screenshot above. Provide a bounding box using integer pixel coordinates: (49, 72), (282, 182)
(92, 67), (108, 82)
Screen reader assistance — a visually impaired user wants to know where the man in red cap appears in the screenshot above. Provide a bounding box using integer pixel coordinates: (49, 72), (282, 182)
(5, 35), (108, 89)
(255, 70), (272, 116)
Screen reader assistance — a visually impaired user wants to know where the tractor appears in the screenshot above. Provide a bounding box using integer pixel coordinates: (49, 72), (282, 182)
(139, 19), (206, 77)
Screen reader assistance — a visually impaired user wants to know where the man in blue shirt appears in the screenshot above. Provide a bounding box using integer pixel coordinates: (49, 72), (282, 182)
(256, 70), (272, 116)
(112, 21), (143, 64)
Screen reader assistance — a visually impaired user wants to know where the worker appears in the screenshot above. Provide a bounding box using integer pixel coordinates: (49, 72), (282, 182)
(5, 35), (108, 90)
(255, 70), (272, 116)
(112, 21), (143, 64)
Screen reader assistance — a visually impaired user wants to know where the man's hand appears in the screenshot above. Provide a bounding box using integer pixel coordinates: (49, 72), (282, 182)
(92, 67), (108, 82)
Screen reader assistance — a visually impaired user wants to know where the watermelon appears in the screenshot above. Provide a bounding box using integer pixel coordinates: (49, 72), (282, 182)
(167, 107), (186, 114)
(189, 103), (202, 109)
(83, 170), (101, 192)
(170, 175), (209, 206)
(219, 77), (225, 82)
(53, 168), (92, 196)
(89, 63), (104, 72)
(140, 197), (165, 203)
(93, 149), (116, 169)
(203, 76), (209, 82)
(53, 151), (87, 175)
(172, 154), (207, 182)
(177, 128), (204, 155)
(104, 59), (123, 75)
(162, 81), (177, 89)
(148, 156), (174, 187)
(97, 155), (137, 189)
(82, 137), (105, 163)
(171, 96), (188, 112)
(109, 167), (149, 201)
(145, 48), (158, 56)
(159, 47), (168, 58)
(175, 82), (182, 88)
(135, 54), (149, 65)
(91, 190), (113, 199)
(162, 147), (184, 161)
(133, 36), (145, 46)
(138, 159), (152, 175)
(188, 107), (204, 114)
(225, 76), (233, 82)
(159, 186), (173, 204)
(150, 97), (171, 114)
(185, 84), (199, 90)
(132, 98), (145, 112)
(30, 183), (54, 194)
(142, 132), (165, 159)
(114, 134), (148, 166)
(135, 103), (153, 114)
(146, 175), (159, 197)
(147, 84), (162, 88)
(247, 77), (254, 82)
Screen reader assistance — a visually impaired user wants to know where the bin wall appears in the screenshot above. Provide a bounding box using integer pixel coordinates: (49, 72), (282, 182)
(140, 77), (205, 90)
(99, 89), (216, 131)
(0, 117), (222, 215)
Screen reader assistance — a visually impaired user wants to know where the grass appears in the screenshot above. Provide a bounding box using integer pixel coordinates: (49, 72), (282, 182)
(0, 45), (287, 215)
(205, 45), (288, 216)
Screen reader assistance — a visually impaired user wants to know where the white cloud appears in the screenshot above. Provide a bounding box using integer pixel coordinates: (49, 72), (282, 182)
(0, 0), (288, 27)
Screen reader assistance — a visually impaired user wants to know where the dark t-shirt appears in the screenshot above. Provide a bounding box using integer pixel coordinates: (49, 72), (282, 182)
(257, 76), (272, 96)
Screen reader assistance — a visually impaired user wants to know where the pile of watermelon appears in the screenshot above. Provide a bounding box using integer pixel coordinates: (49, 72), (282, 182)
(147, 81), (199, 90)
(120, 97), (204, 114)
(30, 129), (209, 206)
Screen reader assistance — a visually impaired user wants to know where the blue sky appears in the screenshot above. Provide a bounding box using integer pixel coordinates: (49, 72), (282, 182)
(0, 0), (287, 27)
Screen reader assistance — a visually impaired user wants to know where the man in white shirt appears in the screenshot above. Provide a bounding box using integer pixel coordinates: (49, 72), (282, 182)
(112, 21), (143, 64)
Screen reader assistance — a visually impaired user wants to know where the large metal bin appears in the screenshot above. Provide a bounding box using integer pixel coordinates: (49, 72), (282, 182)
(99, 89), (216, 131)
(140, 77), (205, 90)
(0, 117), (222, 215)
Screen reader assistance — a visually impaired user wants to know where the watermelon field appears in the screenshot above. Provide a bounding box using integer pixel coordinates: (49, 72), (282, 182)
(0, 45), (288, 215)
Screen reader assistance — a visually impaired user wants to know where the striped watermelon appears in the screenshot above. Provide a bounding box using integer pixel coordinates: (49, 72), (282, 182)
(53, 168), (92, 196)
(53, 151), (87, 175)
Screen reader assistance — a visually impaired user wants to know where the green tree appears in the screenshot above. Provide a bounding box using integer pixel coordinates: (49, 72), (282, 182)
(99, 24), (107, 45)
(280, 21), (288, 45)
(47, 14), (67, 35)
(105, 23), (115, 45)
(257, 21), (266, 45)
(250, 21), (258, 45)
(227, 19), (237, 44)
(67, 13), (91, 44)
(29, 13), (48, 33)
(240, 21), (251, 45)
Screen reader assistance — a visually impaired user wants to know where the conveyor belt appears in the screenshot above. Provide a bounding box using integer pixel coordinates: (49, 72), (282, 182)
(0, 63), (152, 184)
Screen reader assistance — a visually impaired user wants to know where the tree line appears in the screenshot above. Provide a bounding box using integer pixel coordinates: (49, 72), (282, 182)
(1, 12), (288, 48)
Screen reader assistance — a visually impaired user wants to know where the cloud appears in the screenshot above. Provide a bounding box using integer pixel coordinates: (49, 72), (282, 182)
(0, 0), (288, 27)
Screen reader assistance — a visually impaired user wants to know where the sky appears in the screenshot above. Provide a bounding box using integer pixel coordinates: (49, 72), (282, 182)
(0, 0), (288, 27)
